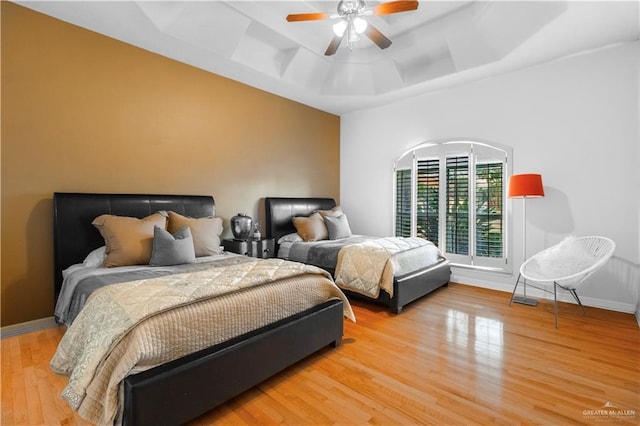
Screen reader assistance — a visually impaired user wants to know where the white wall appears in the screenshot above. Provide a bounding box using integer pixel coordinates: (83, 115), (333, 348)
(341, 42), (640, 313)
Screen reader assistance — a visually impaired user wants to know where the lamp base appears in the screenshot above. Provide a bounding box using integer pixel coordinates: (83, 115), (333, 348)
(512, 296), (538, 306)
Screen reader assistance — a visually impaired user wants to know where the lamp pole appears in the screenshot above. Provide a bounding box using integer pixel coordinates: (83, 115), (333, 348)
(508, 173), (544, 306)
(513, 194), (538, 306)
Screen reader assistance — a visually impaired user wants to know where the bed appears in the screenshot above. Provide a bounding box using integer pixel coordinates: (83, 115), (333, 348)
(265, 197), (451, 314)
(52, 192), (352, 426)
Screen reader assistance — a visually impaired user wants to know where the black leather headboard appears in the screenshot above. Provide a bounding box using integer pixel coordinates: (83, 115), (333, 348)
(53, 192), (215, 298)
(264, 197), (337, 243)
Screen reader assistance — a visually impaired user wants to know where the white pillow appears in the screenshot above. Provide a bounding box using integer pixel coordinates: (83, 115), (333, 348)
(62, 264), (87, 280)
(278, 232), (303, 244)
(83, 246), (106, 267)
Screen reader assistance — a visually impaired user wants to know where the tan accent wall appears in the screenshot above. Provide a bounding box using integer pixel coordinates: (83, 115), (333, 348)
(0, 3), (340, 326)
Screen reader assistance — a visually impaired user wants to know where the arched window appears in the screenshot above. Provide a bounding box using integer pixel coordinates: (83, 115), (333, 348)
(394, 140), (512, 271)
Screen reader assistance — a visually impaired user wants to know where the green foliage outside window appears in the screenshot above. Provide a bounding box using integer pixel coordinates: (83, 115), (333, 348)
(476, 163), (503, 258)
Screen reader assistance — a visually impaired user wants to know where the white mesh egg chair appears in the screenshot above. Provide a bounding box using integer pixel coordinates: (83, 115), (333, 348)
(509, 236), (616, 328)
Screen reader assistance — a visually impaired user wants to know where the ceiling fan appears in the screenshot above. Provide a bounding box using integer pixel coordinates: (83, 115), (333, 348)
(286, 0), (419, 56)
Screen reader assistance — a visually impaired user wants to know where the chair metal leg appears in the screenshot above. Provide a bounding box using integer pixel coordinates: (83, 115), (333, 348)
(553, 282), (558, 328)
(570, 289), (586, 315)
(511, 273), (538, 306)
(509, 273), (521, 306)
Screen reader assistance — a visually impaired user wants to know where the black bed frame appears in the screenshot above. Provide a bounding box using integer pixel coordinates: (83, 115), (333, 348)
(53, 193), (344, 425)
(265, 197), (451, 314)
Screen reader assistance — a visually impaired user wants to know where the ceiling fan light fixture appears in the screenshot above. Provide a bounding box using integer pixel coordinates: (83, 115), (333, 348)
(332, 20), (348, 36)
(348, 28), (362, 43)
(353, 17), (368, 34)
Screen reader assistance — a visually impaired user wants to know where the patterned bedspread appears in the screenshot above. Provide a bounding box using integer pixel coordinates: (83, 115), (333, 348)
(50, 256), (353, 425)
(55, 254), (239, 326)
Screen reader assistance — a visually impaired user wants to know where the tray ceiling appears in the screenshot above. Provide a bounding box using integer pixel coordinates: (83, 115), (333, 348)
(15, 1), (640, 115)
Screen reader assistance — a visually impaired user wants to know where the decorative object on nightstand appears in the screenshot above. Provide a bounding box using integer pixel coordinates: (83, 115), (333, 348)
(230, 213), (252, 240)
(508, 173), (545, 306)
(222, 238), (275, 259)
(252, 221), (261, 240)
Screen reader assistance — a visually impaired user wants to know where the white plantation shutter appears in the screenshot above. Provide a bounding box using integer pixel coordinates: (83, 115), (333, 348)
(395, 168), (412, 237)
(393, 141), (510, 271)
(416, 159), (439, 245)
(445, 156), (469, 256)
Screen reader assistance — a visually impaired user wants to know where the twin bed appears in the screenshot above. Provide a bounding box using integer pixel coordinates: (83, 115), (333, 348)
(52, 193), (449, 425)
(265, 197), (450, 314)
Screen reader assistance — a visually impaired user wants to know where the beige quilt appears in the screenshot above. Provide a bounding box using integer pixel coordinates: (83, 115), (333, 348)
(335, 237), (438, 298)
(50, 256), (354, 425)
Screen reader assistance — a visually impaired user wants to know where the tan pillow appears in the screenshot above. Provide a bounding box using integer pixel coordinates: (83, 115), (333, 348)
(92, 212), (168, 267)
(292, 212), (328, 242)
(167, 211), (223, 257)
(316, 205), (343, 218)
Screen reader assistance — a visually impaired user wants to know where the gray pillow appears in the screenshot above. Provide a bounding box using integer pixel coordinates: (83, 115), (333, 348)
(324, 214), (352, 240)
(150, 225), (196, 266)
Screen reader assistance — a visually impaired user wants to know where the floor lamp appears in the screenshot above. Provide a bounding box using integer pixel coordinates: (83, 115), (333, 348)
(508, 173), (545, 306)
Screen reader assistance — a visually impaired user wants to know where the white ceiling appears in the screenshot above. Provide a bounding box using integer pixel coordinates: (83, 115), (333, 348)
(16, 1), (640, 115)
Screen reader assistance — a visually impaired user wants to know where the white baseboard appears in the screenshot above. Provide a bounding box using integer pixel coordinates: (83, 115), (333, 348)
(1, 317), (57, 339)
(453, 279), (638, 314)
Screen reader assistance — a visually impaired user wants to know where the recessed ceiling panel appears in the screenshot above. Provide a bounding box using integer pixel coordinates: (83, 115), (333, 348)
(281, 48), (331, 90)
(136, 1), (188, 32)
(473, 0), (568, 58)
(322, 62), (377, 96)
(158, 2), (252, 58)
(232, 35), (283, 79)
(446, 23), (500, 72)
(370, 59), (404, 94)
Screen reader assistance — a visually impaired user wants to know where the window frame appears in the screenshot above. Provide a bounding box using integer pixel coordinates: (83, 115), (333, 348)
(393, 139), (512, 273)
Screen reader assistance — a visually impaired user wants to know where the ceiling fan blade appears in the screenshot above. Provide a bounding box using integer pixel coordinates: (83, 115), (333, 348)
(373, 1), (419, 16)
(324, 35), (344, 56)
(365, 25), (392, 50)
(286, 12), (328, 22)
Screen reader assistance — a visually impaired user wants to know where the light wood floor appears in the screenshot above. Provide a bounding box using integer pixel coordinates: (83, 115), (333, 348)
(2, 283), (639, 425)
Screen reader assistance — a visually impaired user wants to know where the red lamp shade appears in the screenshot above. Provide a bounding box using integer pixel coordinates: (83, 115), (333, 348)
(508, 174), (544, 198)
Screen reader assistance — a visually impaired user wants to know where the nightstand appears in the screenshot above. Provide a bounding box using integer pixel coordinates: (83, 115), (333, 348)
(222, 238), (275, 259)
